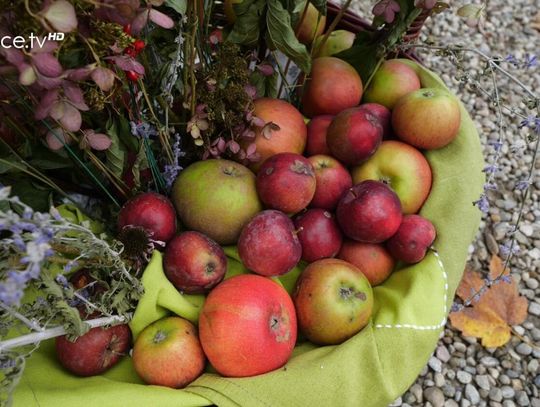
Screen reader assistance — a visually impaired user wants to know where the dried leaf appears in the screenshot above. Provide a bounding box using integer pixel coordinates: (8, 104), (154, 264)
(41, 0), (78, 33)
(450, 256), (528, 347)
(31, 53), (63, 77)
(91, 67), (116, 92)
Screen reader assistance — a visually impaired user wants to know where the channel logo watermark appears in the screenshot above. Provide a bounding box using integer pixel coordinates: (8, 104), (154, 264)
(1, 33), (65, 49)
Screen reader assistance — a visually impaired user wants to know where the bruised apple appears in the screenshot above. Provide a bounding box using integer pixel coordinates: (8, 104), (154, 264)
(386, 214), (437, 263)
(199, 274), (297, 377)
(132, 317), (205, 388)
(117, 192), (176, 243)
(164, 231), (227, 294)
(301, 57), (363, 118)
(247, 98), (307, 172)
(55, 324), (131, 376)
(338, 240), (395, 286)
(308, 154), (352, 210)
(294, 209), (343, 262)
(238, 210), (302, 276)
(293, 258), (373, 345)
(336, 180), (402, 243)
(256, 153), (316, 214)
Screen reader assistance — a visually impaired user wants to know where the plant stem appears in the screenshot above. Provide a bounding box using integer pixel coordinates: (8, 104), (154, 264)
(0, 315), (128, 352)
(0, 302), (42, 333)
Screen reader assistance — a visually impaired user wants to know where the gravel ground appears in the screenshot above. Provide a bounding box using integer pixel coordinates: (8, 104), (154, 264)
(344, 0), (540, 405)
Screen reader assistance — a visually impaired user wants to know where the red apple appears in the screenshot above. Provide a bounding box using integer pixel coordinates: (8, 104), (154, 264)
(238, 210), (302, 276)
(294, 209), (343, 262)
(117, 192), (176, 243)
(301, 57), (363, 118)
(55, 324), (131, 377)
(199, 274), (297, 377)
(295, 1), (326, 45)
(361, 102), (393, 139)
(386, 214), (436, 263)
(336, 180), (402, 243)
(351, 140), (432, 214)
(293, 258), (373, 345)
(326, 107), (383, 166)
(363, 59), (421, 109)
(338, 240), (395, 286)
(171, 159), (262, 245)
(256, 153), (316, 214)
(132, 317), (205, 388)
(308, 154), (353, 210)
(306, 115), (334, 156)
(313, 30), (355, 57)
(246, 98), (307, 172)
(392, 88), (461, 150)
(164, 231), (227, 294)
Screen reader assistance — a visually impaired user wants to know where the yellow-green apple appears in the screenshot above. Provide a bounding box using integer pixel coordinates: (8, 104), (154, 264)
(313, 29), (355, 57)
(326, 106), (383, 166)
(301, 57), (363, 117)
(351, 140), (432, 214)
(308, 154), (352, 210)
(336, 180), (402, 243)
(392, 88), (461, 150)
(238, 210), (302, 276)
(246, 97), (307, 172)
(132, 317), (205, 388)
(386, 214), (436, 263)
(164, 231), (227, 294)
(295, 1), (326, 45)
(361, 102), (393, 139)
(171, 159), (262, 245)
(363, 59), (421, 109)
(338, 240), (395, 286)
(55, 324), (131, 376)
(199, 274), (297, 377)
(256, 153), (316, 214)
(294, 209), (343, 262)
(117, 192), (176, 243)
(293, 258), (373, 345)
(306, 115), (334, 156)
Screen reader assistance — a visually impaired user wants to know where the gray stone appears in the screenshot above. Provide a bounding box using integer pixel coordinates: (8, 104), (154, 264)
(528, 359), (539, 373)
(481, 356), (500, 367)
(443, 384), (456, 398)
(534, 375), (540, 387)
(458, 370), (473, 384)
(390, 397), (403, 406)
(490, 388), (503, 402)
(475, 375), (491, 390)
(502, 386), (516, 399)
(465, 384), (481, 405)
(435, 372), (446, 387)
(454, 342), (467, 353)
(503, 402), (516, 407)
(500, 375), (511, 385)
(516, 391), (530, 407)
(429, 356), (443, 373)
(445, 401), (459, 407)
(531, 398), (540, 407)
(424, 387), (445, 407)
(437, 345), (451, 363)
(529, 302), (540, 316)
(515, 343), (532, 356)
(410, 384), (423, 403)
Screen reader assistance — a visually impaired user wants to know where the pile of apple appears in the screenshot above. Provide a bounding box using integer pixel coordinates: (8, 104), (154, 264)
(54, 57), (462, 390)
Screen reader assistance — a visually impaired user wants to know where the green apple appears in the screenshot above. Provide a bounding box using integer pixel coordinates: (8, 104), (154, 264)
(313, 30), (355, 57)
(296, 2), (326, 45)
(363, 59), (421, 109)
(171, 159), (262, 245)
(132, 317), (206, 388)
(351, 140), (432, 214)
(293, 258), (373, 345)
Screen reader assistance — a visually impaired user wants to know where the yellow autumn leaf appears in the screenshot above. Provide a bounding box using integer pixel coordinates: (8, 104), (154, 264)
(449, 255), (528, 347)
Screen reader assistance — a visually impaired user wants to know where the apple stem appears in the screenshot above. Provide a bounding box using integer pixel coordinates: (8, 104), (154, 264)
(0, 315), (129, 353)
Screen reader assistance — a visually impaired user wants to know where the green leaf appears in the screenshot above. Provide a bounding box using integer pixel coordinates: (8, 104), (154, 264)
(165, 0), (187, 14)
(457, 4), (483, 18)
(250, 69), (279, 99)
(227, 0), (266, 46)
(105, 120), (127, 179)
(266, 0), (311, 73)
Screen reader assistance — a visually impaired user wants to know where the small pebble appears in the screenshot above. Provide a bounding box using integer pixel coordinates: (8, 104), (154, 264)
(457, 370), (473, 384)
(465, 384), (481, 405)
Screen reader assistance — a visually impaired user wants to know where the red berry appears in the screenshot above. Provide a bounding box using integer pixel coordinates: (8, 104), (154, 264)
(133, 40), (145, 52)
(124, 47), (136, 57)
(126, 71), (140, 82)
(123, 24), (132, 35)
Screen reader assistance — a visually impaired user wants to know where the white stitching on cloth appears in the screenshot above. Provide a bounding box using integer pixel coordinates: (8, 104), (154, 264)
(375, 248), (448, 331)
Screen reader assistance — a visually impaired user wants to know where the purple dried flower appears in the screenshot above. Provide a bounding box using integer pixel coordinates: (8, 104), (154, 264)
(505, 54), (519, 67)
(162, 135), (185, 190)
(450, 303), (461, 313)
(483, 182), (497, 191)
(519, 115), (536, 129)
(499, 275), (513, 284)
(372, 0), (401, 23)
(130, 121), (158, 139)
(483, 164), (498, 174)
(55, 274), (69, 288)
(499, 241), (520, 257)
(473, 194), (489, 213)
(524, 54), (537, 69)
(515, 179), (530, 191)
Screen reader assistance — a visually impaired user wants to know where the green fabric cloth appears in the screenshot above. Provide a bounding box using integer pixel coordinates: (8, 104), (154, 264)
(13, 61), (484, 407)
